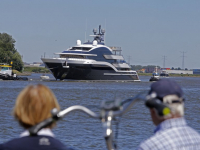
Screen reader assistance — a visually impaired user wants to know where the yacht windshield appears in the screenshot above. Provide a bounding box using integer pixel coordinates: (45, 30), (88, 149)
(1, 67), (10, 71)
(60, 55), (85, 59)
(70, 47), (91, 51)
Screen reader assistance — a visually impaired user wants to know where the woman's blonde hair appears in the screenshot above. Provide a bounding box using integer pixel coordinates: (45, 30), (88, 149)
(13, 84), (60, 128)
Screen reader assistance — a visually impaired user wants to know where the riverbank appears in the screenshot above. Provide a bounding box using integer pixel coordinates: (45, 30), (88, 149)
(12, 66), (50, 76)
(13, 70), (31, 76)
(24, 66), (50, 73)
(138, 73), (200, 77)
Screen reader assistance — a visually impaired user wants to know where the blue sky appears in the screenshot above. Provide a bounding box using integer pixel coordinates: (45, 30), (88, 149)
(1, 0), (200, 69)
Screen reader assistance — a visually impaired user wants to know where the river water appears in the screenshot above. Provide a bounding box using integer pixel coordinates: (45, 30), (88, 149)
(0, 74), (200, 150)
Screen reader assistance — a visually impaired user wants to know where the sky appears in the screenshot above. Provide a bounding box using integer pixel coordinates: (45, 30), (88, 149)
(0, 0), (200, 69)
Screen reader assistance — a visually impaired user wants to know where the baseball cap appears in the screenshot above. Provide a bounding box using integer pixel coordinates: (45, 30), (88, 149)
(148, 78), (184, 101)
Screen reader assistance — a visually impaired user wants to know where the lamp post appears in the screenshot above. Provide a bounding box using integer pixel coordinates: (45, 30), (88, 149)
(11, 61), (13, 75)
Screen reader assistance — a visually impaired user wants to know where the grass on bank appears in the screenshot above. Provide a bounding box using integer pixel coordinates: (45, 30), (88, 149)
(12, 70), (31, 76)
(23, 67), (50, 73)
(12, 67), (50, 76)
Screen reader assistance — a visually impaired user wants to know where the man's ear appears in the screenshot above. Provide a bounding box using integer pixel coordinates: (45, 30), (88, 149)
(150, 108), (156, 115)
(150, 108), (165, 126)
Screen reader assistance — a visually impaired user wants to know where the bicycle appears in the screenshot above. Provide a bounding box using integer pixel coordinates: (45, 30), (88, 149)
(29, 92), (170, 150)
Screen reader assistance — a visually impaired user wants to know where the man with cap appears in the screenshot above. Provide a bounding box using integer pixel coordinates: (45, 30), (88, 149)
(137, 78), (200, 150)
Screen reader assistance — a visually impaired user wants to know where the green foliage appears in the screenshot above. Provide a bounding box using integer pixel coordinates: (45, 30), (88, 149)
(24, 67), (50, 73)
(131, 65), (143, 70)
(138, 73), (152, 76)
(0, 33), (23, 71)
(131, 65), (160, 70)
(12, 52), (23, 71)
(171, 67), (187, 70)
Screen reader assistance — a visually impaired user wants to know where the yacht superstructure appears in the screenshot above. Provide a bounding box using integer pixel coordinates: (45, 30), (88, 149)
(41, 25), (140, 81)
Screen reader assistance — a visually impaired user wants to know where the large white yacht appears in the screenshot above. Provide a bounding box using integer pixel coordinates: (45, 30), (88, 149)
(41, 25), (140, 81)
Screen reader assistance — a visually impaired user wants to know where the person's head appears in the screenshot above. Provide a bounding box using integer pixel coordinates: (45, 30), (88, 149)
(13, 84), (60, 129)
(148, 79), (184, 125)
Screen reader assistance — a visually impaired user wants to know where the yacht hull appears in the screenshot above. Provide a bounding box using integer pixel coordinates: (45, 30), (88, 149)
(44, 62), (139, 81)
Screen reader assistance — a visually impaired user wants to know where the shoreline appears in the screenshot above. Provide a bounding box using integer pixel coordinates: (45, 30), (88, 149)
(12, 71), (200, 78)
(138, 73), (200, 77)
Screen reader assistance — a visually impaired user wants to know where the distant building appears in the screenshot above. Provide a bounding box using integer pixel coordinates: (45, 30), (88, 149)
(159, 70), (193, 74)
(138, 69), (146, 73)
(161, 68), (171, 70)
(30, 64), (41, 67)
(193, 69), (200, 74)
(23, 62), (30, 65)
(145, 68), (155, 73)
(145, 67), (161, 73)
(23, 62), (44, 67)
(158, 67), (193, 74)
(33, 62), (43, 65)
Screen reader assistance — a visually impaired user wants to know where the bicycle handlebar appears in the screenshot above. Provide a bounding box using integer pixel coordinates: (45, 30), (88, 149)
(29, 118), (55, 136)
(29, 105), (100, 135)
(57, 105), (100, 118)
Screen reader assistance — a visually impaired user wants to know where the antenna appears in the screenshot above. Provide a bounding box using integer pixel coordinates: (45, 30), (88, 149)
(91, 25), (105, 43)
(127, 55), (131, 65)
(99, 25), (101, 34)
(180, 51), (186, 70)
(105, 19), (106, 44)
(85, 18), (87, 42)
(162, 55), (167, 68)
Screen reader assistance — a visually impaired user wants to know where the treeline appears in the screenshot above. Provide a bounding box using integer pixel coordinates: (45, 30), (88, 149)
(131, 65), (189, 71)
(0, 33), (23, 71)
(171, 67), (188, 70)
(131, 65), (161, 70)
(24, 67), (50, 73)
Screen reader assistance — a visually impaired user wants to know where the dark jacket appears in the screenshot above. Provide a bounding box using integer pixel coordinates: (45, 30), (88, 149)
(0, 135), (74, 150)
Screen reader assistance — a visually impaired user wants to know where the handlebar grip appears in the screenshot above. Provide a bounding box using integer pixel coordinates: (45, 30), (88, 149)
(29, 118), (54, 136)
(145, 99), (170, 116)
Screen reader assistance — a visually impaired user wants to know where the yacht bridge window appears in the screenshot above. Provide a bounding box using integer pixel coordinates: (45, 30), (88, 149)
(109, 47), (122, 55)
(70, 47), (92, 51)
(60, 55), (85, 59)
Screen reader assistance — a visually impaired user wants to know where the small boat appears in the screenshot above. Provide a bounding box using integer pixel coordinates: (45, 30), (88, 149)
(149, 67), (160, 82)
(40, 74), (50, 80)
(160, 70), (169, 77)
(0, 63), (28, 80)
(0, 63), (13, 80)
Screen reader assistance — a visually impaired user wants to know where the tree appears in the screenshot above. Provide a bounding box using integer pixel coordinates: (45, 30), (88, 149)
(144, 65), (160, 69)
(12, 52), (23, 71)
(131, 65), (161, 71)
(171, 67), (174, 70)
(0, 33), (23, 71)
(131, 65), (143, 70)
